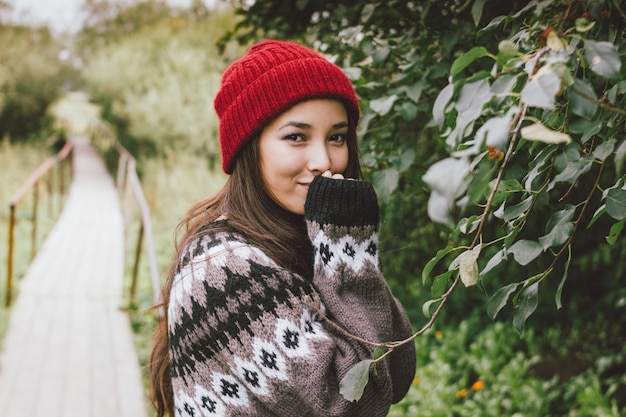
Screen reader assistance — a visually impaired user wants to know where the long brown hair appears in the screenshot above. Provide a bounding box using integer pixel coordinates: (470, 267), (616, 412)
(148, 110), (362, 416)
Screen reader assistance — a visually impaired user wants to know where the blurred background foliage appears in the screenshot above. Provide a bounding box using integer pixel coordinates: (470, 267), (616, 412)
(1, 0), (625, 415)
(0, 23), (77, 140)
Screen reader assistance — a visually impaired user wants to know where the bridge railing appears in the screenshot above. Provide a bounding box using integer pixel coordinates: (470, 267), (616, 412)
(89, 121), (162, 315)
(5, 139), (73, 307)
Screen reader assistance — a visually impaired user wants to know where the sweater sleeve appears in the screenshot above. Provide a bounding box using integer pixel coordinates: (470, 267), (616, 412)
(304, 175), (416, 405)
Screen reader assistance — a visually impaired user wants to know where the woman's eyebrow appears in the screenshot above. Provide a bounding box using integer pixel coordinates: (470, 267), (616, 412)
(332, 121), (349, 129)
(278, 120), (349, 131)
(278, 121), (311, 131)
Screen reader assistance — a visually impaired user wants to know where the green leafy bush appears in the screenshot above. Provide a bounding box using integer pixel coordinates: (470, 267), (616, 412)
(80, 4), (245, 166)
(226, 0), (625, 324)
(225, 0), (626, 412)
(0, 24), (75, 140)
(388, 319), (626, 416)
(421, 0), (625, 333)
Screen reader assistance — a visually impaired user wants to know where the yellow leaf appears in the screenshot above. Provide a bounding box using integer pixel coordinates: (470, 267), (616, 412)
(547, 31), (565, 51)
(459, 245), (481, 287)
(521, 122), (572, 145)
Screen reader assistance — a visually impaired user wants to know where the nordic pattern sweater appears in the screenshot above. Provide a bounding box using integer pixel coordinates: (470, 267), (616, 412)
(168, 175), (416, 417)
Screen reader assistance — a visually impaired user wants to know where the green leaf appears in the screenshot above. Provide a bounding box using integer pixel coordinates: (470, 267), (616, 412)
(490, 179), (524, 206)
(459, 245), (481, 287)
(545, 205), (576, 232)
(481, 112), (514, 150)
(498, 40), (519, 57)
(372, 168), (399, 202)
(398, 148), (416, 172)
(448, 79), (492, 147)
(465, 159), (498, 206)
(479, 15), (506, 34)
(459, 215), (481, 234)
(427, 192), (454, 228)
(615, 139), (626, 176)
(524, 147), (555, 191)
(593, 138), (616, 162)
(551, 62), (574, 87)
(357, 112), (377, 137)
(538, 222), (574, 250)
(343, 67), (362, 81)
(451, 46), (493, 77)
(373, 346), (386, 360)
(588, 204), (606, 228)
(503, 196), (533, 222)
(481, 248), (507, 276)
(423, 157), (470, 196)
(422, 298), (442, 318)
(422, 246), (457, 285)
(551, 154), (593, 186)
(491, 74), (518, 96)
(584, 40), (622, 79)
(397, 101), (418, 122)
(607, 80), (626, 103)
(432, 270), (456, 297)
(575, 17), (595, 32)
(370, 94), (398, 116)
(508, 240), (543, 266)
(520, 71), (561, 109)
(580, 122), (602, 145)
(487, 283), (519, 319)
(555, 247), (571, 310)
(433, 83), (454, 128)
(605, 189), (626, 220)
(521, 122), (571, 145)
(360, 4), (376, 23)
(405, 80), (425, 102)
(513, 282), (539, 334)
(340, 359), (374, 402)
(471, 0), (487, 26)
(372, 47), (391, 65)
(607, 219), (625, 246)
(567, 78), (598, 119)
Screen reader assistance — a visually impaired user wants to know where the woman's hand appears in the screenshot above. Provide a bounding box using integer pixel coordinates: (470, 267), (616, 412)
(321, 170), (347, 180)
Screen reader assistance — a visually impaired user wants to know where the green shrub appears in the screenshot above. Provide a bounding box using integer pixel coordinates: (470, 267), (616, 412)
(80, 7), (245, 165)
(0, 24), (76, 140)
(390, 319), (625, 417)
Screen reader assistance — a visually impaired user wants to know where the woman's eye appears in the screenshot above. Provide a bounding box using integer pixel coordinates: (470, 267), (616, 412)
(330, 133), (347, 142)
(285, 133), (305, 142)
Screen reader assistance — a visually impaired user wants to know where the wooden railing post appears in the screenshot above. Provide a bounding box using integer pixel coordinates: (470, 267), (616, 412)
(48, 164), (55, 218)
(31, 180), (39, 259)
(130, 222), (144, 307)
(6, 205), (16, 307)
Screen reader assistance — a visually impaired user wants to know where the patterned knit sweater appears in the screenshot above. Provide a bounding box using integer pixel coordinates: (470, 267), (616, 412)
(168, 176), (416, 417)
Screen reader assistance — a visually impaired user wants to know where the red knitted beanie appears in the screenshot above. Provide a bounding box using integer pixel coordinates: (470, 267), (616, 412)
(214, 40), (360, 174)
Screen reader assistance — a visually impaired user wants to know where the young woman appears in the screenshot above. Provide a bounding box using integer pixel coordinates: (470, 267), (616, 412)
(149, 39), (416, 417)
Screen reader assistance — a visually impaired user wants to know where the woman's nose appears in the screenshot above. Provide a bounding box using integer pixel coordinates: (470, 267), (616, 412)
(307, 140), (331, 173)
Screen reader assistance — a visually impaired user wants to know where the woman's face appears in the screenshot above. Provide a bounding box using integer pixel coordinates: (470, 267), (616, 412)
(258, 99), (350, 215)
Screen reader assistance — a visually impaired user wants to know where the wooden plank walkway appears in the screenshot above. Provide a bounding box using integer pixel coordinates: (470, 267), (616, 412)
(0, 138), (149, 417)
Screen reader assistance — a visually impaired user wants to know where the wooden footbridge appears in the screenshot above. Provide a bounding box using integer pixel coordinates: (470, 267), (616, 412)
(0, 136), (153, 417)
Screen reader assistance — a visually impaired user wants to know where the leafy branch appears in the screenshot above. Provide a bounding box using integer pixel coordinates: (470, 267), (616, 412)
(306, 0), (626, 402)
